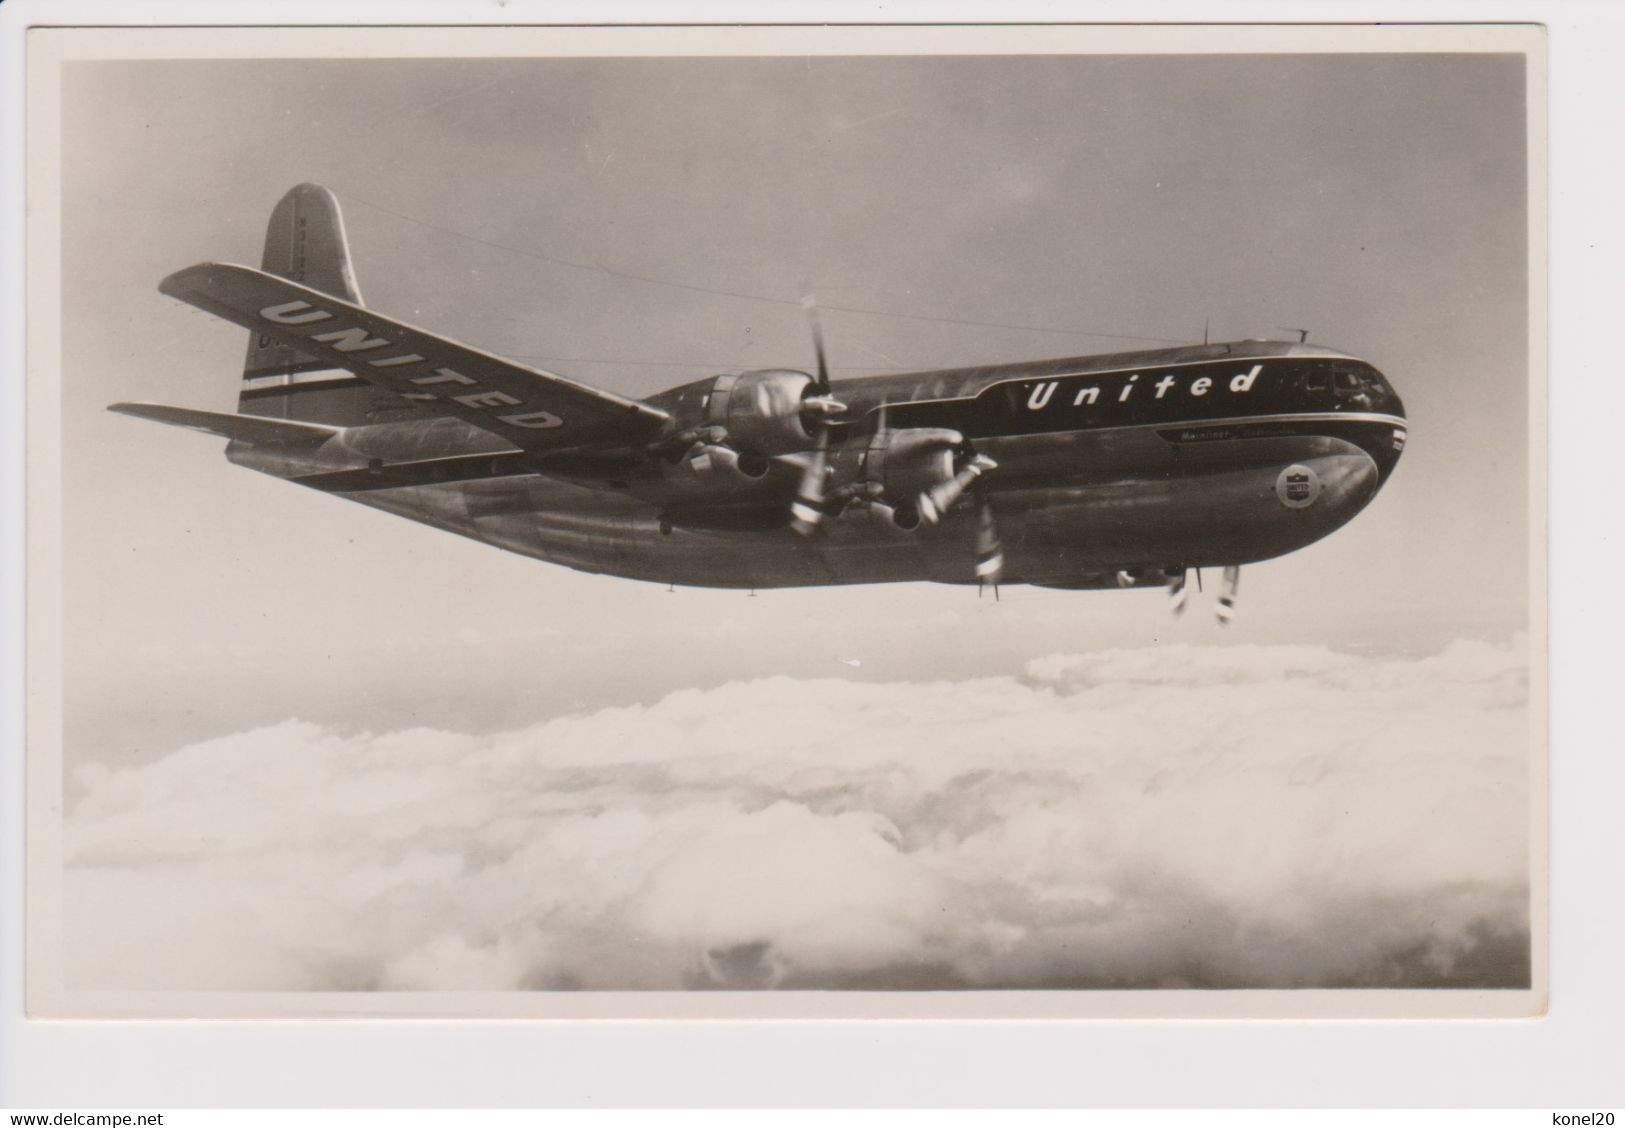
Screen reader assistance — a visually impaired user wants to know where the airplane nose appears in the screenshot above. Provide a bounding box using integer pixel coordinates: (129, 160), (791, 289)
(1319, 450), (1380, 508)
(1373, 367), (1403, 420)
(1381, 374), (1406, 421)
(1371, 372), (1407, 474)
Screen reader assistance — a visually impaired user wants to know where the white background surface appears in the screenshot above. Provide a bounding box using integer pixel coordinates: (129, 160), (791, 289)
(3, 0), (1620, 1109)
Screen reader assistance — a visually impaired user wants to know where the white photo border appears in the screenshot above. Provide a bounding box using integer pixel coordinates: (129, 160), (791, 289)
(3, 0), (1615, 1109)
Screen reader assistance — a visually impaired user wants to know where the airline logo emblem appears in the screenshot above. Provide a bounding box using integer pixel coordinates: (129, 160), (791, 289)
(1275, 463), (1322, 509)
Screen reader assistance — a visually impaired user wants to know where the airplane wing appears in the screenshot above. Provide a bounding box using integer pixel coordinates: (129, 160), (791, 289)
(159, 262), (671, 453)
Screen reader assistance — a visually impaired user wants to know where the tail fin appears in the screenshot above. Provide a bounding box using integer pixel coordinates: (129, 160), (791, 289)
(238, 184), (429, 426)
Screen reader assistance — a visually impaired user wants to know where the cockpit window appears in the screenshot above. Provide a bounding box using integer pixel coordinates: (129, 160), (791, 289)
(1295, 360), (1390, 408)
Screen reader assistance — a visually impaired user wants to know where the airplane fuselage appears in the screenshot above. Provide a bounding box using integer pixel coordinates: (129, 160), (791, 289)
(226, 339), (1406, 590)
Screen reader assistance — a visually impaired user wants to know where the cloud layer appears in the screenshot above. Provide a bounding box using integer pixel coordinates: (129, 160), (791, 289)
(65, 639), (1531, 991)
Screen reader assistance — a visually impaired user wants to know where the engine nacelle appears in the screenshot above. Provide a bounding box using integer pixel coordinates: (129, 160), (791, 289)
(706, 370), (816, 454)
(822, 498), (919, 537)
(861, 426), (964, 502)
(859, 500), (921, 532)
(660, 443), (771, 491)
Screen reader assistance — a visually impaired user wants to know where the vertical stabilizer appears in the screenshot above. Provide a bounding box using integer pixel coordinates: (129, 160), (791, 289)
(238, 184), (424, 425)
(242, 184), (360, 383)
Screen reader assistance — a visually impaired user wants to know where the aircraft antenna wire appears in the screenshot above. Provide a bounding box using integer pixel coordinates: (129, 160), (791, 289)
(501, 352), (917, 371)
(331, 188), (1189, 348)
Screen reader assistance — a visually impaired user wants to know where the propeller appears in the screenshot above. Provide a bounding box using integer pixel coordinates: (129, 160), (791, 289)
(912, 440), (1003, 590)
(1167, 567), (1189, 616)
(790, 298), (847, 536)
(918, 451), (996, 525)
(800, 295), (847, 425)
(1216, 564), (1241, 625)
(789, 425), (830, 536)
(973, 478), (1005, 598)
(805, 297), (828, 384)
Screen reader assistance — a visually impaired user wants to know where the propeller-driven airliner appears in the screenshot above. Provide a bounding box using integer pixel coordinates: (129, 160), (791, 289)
(114, 184), (1407, 621)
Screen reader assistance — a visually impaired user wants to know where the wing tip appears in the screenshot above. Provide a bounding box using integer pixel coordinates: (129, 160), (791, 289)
(157, 260), (251, 299)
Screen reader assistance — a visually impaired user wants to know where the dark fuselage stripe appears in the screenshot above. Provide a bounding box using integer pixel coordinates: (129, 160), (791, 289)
(861, 351), (1295, 413)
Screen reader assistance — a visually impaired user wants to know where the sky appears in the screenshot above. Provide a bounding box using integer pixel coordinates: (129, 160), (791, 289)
(49, 49), (1534, 994)
(58, 53), (1530, 762)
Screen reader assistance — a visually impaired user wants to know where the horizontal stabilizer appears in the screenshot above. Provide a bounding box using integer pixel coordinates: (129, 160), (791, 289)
(108, 402), (341, 446)
(160, 262), (672, 453)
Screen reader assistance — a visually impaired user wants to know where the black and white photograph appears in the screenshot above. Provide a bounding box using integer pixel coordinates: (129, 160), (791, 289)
(23, 23), (1543, 1019)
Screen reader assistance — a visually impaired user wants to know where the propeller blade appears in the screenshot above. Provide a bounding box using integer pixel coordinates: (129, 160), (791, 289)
(973, 480), (1005, 596)
(801, 295), (831, 395)
(1216, 564), (1241, 625)
(1168, 568), (1189, 616)
(919, 453), (997, 525)
(789, 426), (831, 537)
(790, 298), (844, 533)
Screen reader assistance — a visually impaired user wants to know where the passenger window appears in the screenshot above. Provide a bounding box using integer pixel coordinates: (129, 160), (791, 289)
(1303, 367), (1329, 392)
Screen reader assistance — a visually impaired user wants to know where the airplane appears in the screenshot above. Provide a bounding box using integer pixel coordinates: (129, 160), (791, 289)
(112, 183), (1407, 622)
